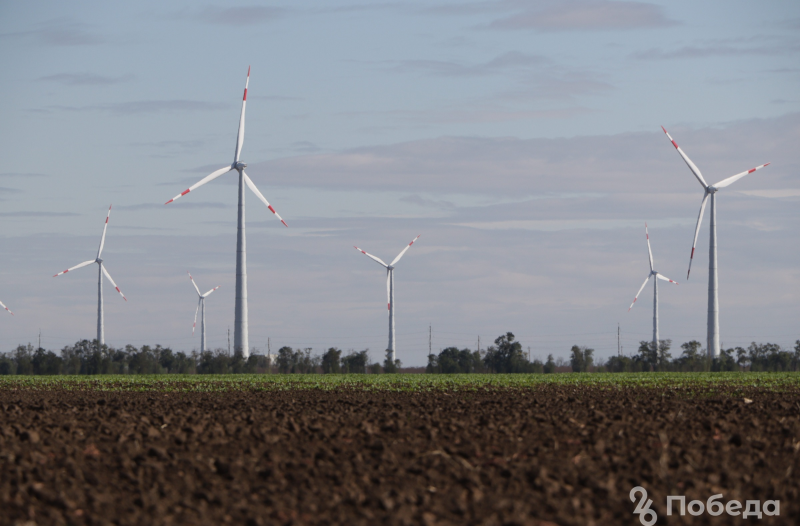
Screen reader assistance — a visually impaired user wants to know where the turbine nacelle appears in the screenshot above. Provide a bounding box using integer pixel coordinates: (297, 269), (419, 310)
(96, 258), (103, 264)
(234, 161), (247, 171)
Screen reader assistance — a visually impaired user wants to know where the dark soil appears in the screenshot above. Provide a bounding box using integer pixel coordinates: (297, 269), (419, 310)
(1, 386), (799, 525)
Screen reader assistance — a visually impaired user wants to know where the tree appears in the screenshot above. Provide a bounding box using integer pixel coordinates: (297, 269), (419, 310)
(341, 350), (369, 374)
(322, 348), (342, 374)
(32, 348), (62, 375)
(276, 346), (296, 374)
(383, 349), (402, 373)
(570, 346), (585, 372)
(543, 354), (555, 374)
(570, 346), (594, 372)
(483, 332), (528, 373)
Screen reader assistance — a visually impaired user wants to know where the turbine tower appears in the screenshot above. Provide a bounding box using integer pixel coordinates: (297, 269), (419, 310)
(53, 205), (127, 345)
(188, 272), (220, 353)
(354, 235), (420, 363)
(662, 126), (769, 358)
(165, 67), (287, 358)
(627, 223), (678, 353)
(0, 299), (12, 316)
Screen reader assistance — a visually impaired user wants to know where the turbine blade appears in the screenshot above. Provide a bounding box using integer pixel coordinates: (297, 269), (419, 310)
(202, 286), (220, 298)
(193, 298), (200, 336)
(243, 172), (288, 227)
(354, 246), (388, 267)
(645, 223), (654, 272)
(687, 191), (710, 280)
(0, 299), (13, 316)
(187, 271), (201, 296)
(661, 126), (708, 189)
(390, 234), (421, 266)
(101, 265), (127, 301)
(234, 66), (250, 163)
(386, 268), (391, 315)
(53, 260), (95, 277)
(656, 273), (678, 285)
(165, 166), (232, 204)
(97, 205), (112, 259)
(628, 275), (652, 311)
(713, 163), (770, 189)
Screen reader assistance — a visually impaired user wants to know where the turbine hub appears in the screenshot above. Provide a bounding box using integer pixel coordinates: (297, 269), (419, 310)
(96, 258), (103, 264)
(388, 266), (394, 270)
(708, 186), (717, 194)
(234, 161), (247, 171)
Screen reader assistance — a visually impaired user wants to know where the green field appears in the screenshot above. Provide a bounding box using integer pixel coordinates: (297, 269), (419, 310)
(1, 372), (799, 393)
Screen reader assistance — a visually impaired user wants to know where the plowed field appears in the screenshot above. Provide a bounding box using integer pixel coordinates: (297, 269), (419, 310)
(2, 384), (799, 525)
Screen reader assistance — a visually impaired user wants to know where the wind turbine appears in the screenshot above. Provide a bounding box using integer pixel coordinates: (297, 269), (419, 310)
(661, 126), (770, 358)
(53, 205), (126, 346)
(354, 235), (421, 364)
(0, 299), (12, 316)
(188, 272), (220, 353)
(165, 67), (287, 358)
(627, 223), (678, 353)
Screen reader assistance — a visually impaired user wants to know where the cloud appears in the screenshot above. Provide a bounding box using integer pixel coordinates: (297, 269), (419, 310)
(391, 51), (548, 77)
(481, 0), (676, 32)
(0, 211), (79, 217)
(737, 189), (800, 199)
(1, 20), (105, 47)
(247, 112), (800, 196)
(343, 106), (591, 126)
(37, 73), (134, 86)
(34, 100), (229, 115)
(632, 37), (800, 60)
(183, 5), (286, 25)
(0, 187), (22, 194)
(0, 172), (48, 178)
(117, 202), (228, 211)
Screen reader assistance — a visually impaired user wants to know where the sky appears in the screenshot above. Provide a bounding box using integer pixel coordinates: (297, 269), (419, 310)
(0, 0), (798, 366)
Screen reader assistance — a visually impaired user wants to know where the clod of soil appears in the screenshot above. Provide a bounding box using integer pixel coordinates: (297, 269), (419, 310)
(1, 385), (798, 525)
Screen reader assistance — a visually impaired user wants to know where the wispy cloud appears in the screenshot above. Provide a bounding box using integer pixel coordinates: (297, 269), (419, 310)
(37, 72), (134, 86)
(117, 202), (228, 211)
(0, 172), (48, 178)
(485, 1), (676, 31)
(391, 51), (547, 77)
(632, 38), (800, 60)
(32, 100), (228, 115)
(176, 5), (286, 26)
(1, 19), (105, 47)
(0, 211), (80, 217)
(0, 187), (22, 194)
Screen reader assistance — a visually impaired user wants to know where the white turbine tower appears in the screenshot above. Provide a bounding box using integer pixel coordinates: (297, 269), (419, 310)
(188, 272), (219, 353)
(662, 126), (770, 359)
(53, 205), (127, 346)
(627, 223), (678, 353)
(0, 299), (12, 316)
(165, 67), (287, 358)
(354, 235), (421, 364)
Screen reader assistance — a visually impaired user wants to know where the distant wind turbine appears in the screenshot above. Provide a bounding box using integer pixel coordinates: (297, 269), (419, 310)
(165, 67), (287, 358)
(188, 272), (219, 353)
(0, 298), (12, 316)
(354, 235), (421, 364)
(53, 205), (126, 345)
(627, 223), (678, 353)
(662, 126), (769, 358)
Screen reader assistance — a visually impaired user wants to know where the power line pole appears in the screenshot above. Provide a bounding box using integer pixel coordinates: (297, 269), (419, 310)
(477, 335), (480, 353)
(617, 323), (621, 356)
(528, 346), (531, 362)
(429, 324), (432, 356)
(38, 329), (41, 350)
(227, 327), (231, 356)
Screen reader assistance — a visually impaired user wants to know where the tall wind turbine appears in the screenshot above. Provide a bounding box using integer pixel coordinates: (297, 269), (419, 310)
(627, 223), (678, 353)
(354, 235), (420, 364)
(53, 205), (127, 345)
(661, 126), (770, 358)
(0, 299), (12, 316)
(165, 67), (287, 358)
(188, 272), (219, 353)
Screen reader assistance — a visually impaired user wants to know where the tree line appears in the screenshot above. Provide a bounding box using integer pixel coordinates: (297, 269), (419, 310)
(0, 334), (798, 375)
